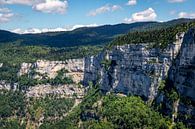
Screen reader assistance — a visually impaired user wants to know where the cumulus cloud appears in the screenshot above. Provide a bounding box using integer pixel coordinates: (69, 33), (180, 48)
(178, 12), (195, 18)
(168, 0), (186, 3)
(124, 8), (157, 23)
(88, 4), (121, 16)
(11, 24), (99, 34)
(0, 0), (68, 14)
(0, 8), (14, 23)
(127, 0), (137, 6)
(0, 0), (41, 5)
(111, 5), (121, 11)
(33, 0), (68, 14)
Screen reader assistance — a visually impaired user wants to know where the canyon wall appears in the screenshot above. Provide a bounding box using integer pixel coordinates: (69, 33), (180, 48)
(83, 28), (195, 126)
(84, 33), (184, 100)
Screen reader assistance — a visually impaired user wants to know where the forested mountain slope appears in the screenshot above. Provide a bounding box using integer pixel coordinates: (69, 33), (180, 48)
(0, 18), (194, 47)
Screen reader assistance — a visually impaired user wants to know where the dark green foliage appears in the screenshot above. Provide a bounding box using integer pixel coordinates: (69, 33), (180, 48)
(0, 90), (26, 118)
(43, 85), (172, 129)
(0, 42), (103, 65)
(81, 120), (114, 129)
(17, 75), (39, 90)
(28, 96), (75, 121)
(1, 18), (194, 47)
(109, 21), (195, 49)
(156, 78), (179, 102)
(0, 21), (160, 47)
(0, 64), (19, 83)
(39, 120), (78, 129)
(101, 59), (112, 71)
(166, 89), (179, 102)
(102, 95), (170, 129)
(0, 119), (26, 129)
(0, 42), (50, 65)
(172, 122), (188, 129)
(158, 80), (166, 92)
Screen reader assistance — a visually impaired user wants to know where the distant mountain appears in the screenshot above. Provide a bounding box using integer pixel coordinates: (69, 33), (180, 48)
(0, 18), (194, 47)
(0, 30), (20, 43)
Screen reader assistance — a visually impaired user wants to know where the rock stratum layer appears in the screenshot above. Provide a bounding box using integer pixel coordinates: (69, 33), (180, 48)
(83, 28), (195, 126)
(84, 33), (184, 100)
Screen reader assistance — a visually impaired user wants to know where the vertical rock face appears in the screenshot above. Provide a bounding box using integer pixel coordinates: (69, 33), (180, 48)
(169, 28), (195, 125)
(84, 28), (195, 126)
(84, 32), (184, 100)
(169, 29), (195, 101)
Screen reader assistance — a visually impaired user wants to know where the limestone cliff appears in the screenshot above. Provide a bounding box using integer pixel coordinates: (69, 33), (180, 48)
(84, 33), (184, 100)
(83, 28), (195, 126)
(168, 28), (195, 125)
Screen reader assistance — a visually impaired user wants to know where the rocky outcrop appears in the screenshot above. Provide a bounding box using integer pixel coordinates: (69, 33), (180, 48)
(26, 84), (84, 99)
(0, 63), (3, 68)
(0, 59), (85, 100)
(19, 59), (84, 83)
(84, 33), (184, 101)
(0, 81), (18, 90)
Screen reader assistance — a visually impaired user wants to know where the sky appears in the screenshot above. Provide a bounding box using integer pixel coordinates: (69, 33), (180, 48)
(0, 0), (195, 34)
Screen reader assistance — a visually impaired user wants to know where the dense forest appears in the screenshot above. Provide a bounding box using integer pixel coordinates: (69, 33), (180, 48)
(109, 21), (195, 49)
(0, 90), (75, 129)
(39, 86), (187, 129)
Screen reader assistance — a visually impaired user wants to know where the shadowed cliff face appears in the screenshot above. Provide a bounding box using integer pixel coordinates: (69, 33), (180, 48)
(168, 28), (195, 126)
(169, 28), (195, 101)
(84, 32), (184, 100)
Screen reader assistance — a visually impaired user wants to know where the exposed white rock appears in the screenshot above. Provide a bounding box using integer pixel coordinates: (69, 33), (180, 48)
(0, 81), (18, 91)
(26, 84), (84, 98)
(169, 29), (195, 101)
(84, 29), (195, 126)
(19, 59), (85, 83)
(18, 63), (32, 76)
(84, 33), (185, 101)
(0, 63), (3, 68)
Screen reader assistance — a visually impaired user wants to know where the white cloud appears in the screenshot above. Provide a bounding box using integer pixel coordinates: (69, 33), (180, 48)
(11, 24), (99, 34)
(0, 8), (14, 23)
(33, 0), (68, 14)
(111, 5), (121, 11)
(70, 24), (99, 30)
(168, 0), (186, 3)
(0, 8), (11, 13)
(0, 0), (41, 5)
(88, 4), (121, 16)
(127, 0), (137, 6)
(178, 12), (195, 18)
(124, 8), (157, 23)
(0, 0), (68, 14)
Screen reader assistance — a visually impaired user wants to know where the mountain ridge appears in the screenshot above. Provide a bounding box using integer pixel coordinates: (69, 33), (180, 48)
(0, 18), (195, 47)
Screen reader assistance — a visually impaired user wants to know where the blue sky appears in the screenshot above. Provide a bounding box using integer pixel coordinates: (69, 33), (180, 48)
(0, 0), (195, 33)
